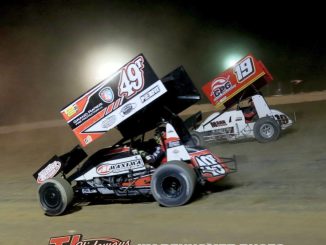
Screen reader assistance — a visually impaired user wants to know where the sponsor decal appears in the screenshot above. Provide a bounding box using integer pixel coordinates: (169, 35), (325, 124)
(99, 87), (114, 103)
(82, 188), (97, 194)
(37, 161), (61, 183)
(101, 115), (116, 129)
(214, 127), (234, 135)
(64, 104), (78, 117)
(167, 140), (181, 148)
(172, 149), (180, 154)
(84, 135), (93, 145)
(140, 85), (161, 103)
(96, 157), (145, 175)
(120, 103), (136, 117)
(210, 75), (234, 101)
(210, 120), (227, 127)
(48, 234), (130, 245)
(195, 154), (226, 176)
(72, 103), (104, 127)
(113, 97), (124, 110)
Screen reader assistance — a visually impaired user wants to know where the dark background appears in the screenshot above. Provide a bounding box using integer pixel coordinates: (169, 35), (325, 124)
(0, 0), (325, 124)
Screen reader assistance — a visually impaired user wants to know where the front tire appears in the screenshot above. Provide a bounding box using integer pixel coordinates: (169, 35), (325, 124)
(253, 117), (281, 143)
(151, 161), (197, 207)
(38, 176), (74, 216)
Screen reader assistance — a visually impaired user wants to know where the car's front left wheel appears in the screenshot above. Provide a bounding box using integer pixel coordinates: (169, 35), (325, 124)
(151, 161), (197, 207)
(253, 117), (281, 143)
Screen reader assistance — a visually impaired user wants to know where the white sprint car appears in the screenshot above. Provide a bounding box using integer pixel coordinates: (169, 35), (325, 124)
(188, 54), (294, 145)
(190, 94), (294, 145)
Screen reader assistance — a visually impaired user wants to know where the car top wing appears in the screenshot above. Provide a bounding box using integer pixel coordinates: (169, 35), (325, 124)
(60, 54), (167, 147)
(202, 54), (273, 110)
(117, 66), (201, 140)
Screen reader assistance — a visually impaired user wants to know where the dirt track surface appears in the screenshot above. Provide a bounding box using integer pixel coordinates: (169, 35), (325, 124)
(1, 101), (326, 245)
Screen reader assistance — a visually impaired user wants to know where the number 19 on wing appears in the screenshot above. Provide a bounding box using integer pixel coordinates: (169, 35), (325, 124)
(233, 56), (255, 83)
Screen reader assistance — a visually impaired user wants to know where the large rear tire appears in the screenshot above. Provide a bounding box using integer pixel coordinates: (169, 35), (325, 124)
(253, 117), (281, 143)
(151, 161), (197, 207)
(38, 176), (74, 216)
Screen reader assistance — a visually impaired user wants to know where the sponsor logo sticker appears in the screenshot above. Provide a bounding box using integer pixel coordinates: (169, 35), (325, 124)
(97, 158), (144, 175)
(37, 161), (61, 183)
(101, 115), (116, 129)
(99, 87), (114, 103)
(64, 104), (78, 117)
(210, 75), (234, 101)
(140, 85), (161, 103)
(210, 120), (227, 127)
(84, 135), (93, 145)
(120, 103), (136, 116)
(167, 140), (181, 148)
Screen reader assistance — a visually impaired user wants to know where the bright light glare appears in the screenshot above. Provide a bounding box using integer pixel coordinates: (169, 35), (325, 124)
(224, 54), (243, 69)
(83, 45), (134, 87)
(95, 61), (122, 81)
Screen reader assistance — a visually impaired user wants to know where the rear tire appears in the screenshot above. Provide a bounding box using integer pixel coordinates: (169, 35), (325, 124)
(38, 176), (74, 216)
(253, 117), (280, 143)
(190, 131), (204, 146)
(151, 161), (197, 207)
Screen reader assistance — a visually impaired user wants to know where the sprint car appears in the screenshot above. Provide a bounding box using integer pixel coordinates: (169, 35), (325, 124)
(33, 54), (234, 216)
(188, 54), (294, 145)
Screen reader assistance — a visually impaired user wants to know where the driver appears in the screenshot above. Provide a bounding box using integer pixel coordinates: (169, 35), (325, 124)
(134, 129), (165, 167)
(243, 98), (257, 122)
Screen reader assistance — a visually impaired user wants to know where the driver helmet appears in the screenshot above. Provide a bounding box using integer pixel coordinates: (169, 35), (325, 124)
(154, 125), (166, 144)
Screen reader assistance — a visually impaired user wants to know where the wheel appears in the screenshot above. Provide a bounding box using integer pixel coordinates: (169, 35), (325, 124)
(38, 176), (74, 216)
(253, 117), (281, 143)
(151, 161), (197, 207)
(190, 131), (204, 146)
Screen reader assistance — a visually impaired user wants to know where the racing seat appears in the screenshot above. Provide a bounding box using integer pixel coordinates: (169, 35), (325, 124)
(243, 98), (257, 123)
(244, 110), (257, 123)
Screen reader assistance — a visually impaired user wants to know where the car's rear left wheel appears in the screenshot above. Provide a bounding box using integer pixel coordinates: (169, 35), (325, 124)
(38, 176), (74, 216)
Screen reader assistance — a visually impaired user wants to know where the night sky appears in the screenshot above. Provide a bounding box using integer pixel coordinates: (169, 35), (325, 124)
(0, 0), (325, 124)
